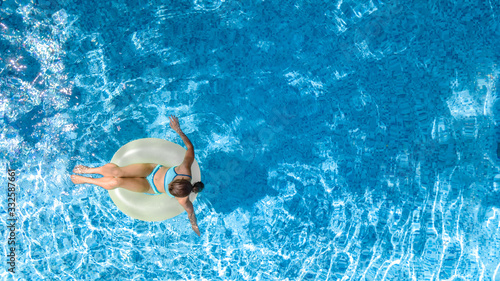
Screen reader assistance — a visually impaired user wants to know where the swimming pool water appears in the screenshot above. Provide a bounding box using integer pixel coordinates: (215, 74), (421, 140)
(1, 0), (500, 280)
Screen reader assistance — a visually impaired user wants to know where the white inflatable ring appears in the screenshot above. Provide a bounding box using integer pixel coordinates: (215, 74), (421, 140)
(108, 138), (201, 221)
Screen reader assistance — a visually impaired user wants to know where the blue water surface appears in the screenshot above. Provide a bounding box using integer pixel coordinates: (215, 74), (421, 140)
(2, 0), (500, 280)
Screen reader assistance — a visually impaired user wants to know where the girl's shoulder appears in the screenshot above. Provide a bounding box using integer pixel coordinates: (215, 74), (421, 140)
(175, 164), (191, 176)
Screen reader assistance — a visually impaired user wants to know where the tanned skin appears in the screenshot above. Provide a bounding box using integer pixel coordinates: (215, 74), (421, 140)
(169, 115), (201, 236)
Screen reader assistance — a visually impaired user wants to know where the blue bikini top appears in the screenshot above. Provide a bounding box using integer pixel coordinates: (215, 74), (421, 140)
(164, 166), (192, 198)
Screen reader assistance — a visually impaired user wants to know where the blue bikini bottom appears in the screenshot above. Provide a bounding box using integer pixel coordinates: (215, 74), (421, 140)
(145, 165), (161, 194)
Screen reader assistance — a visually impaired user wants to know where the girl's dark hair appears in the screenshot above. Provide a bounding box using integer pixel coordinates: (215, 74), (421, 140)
(169, 179), (205, 197)
(192, 181), (204, 193)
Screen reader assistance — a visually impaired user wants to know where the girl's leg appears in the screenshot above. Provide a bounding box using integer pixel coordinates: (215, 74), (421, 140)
(73, 163), (157, 178)
(71, 175), (152, 193)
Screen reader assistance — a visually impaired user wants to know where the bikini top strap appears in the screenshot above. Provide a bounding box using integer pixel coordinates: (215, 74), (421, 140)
(172, 166), (192, 178)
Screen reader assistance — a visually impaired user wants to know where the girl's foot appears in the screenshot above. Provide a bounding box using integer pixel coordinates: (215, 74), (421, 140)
(71, 175), (88, 184)
(73, 165), (90, 174)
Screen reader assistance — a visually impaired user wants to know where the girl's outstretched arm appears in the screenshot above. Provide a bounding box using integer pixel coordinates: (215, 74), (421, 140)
(169, 115), (195, 169)
(177, 197), (200, 236)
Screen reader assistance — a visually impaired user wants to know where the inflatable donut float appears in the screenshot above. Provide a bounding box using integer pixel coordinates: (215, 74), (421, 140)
(108, 138), (201, 221)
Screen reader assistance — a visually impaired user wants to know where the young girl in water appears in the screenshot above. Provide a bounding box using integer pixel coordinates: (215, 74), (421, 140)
(71, 115), (204, 236)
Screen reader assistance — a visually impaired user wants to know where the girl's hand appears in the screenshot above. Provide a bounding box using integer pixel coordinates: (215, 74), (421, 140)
(192, 225), (201, 237)
(169, 115), (181, 132)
